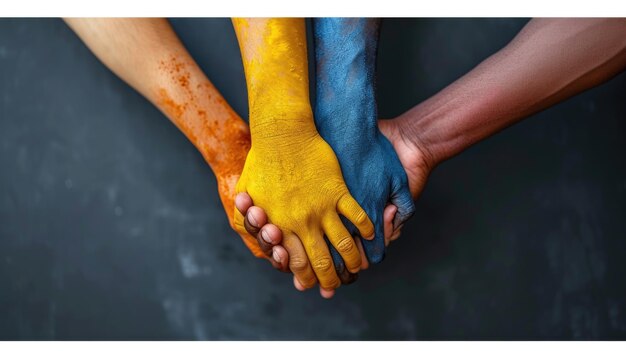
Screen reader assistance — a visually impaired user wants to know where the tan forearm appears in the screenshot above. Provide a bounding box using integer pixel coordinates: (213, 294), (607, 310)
(399, 18), (626, 165)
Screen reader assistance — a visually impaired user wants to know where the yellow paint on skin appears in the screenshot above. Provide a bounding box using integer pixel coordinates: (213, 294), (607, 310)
(232, 18), (375, 289)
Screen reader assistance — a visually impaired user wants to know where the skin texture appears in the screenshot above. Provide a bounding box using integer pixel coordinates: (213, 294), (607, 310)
(67, 17), (626, 298)
(64, 18), (265, 258)
(231, 18), (375, 290)
(238, 17), (626, 296)
(235, 191), (399, 296)
(386, 18), (626, 181)
(313, 18), (415, 271)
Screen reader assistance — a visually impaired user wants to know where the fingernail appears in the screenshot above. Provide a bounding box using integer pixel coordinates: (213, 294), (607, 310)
(247, 212), (258, 227)
(261, 229), (272, 244)
(272, 248), (281, 262)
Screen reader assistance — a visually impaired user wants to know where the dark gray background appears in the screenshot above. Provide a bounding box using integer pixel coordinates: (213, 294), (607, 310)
(0, 18), (625, 340)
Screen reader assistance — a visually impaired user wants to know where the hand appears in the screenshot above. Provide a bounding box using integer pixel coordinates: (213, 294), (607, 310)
(152, 55), (266, 259)
(234, 111), (433, 297)
(232, 18), (375, 291)
(237, 17), (626, 294)
(64, 18), (266, 258)
(235, 192), (399, 298)
(313, 18), (415, 273)
(234, 108), (375, 290)
(377, 118), (434, 228)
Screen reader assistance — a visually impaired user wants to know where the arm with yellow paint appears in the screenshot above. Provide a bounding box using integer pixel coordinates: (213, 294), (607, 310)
(64, 18), (265, 258)
(232, 18), (375, 290)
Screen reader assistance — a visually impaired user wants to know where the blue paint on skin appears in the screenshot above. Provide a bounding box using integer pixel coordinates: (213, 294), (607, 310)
(313, 18), (415, 267)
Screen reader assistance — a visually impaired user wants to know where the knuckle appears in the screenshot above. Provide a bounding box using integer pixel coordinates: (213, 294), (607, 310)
(299, 276), (317, 289)
(354, 209), (368, 225)
(336, 237), (355, 253)
(243, 217), (260, 235)
(257, 239), (273, 255)
(340, 271), (358, 285)
(311, 257), (333, 272)
(321, 277), (340, 290)
(289, 255), (309, 272)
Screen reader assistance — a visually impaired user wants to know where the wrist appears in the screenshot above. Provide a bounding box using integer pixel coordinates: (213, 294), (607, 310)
(246, 76), (311, 112)
(396, 108), (472, 168)
(396, 79), (503, 166)
(249, 104), (318, 145)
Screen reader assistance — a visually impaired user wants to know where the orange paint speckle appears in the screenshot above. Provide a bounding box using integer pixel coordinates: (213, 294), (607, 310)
(154, 54), (261, 258)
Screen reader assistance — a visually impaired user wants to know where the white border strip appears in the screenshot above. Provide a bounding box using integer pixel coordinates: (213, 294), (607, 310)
(3, 0), (626, 17)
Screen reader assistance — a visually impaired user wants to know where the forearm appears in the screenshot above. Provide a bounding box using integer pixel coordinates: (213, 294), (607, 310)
(399, 18), (626, 165)
(232, 18), (315, 137)
(65, 18), (247, 171)
(313, 18), (380, 127)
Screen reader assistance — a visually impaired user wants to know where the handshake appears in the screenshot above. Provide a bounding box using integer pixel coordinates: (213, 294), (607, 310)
(66, 17), (626, 298)
(230, 18), (416, 297)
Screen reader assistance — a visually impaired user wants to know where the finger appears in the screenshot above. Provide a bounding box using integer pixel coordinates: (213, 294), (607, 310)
(383, 204), (397, 247)
(271, 246), (290, 273)
(358, 209), (386, 264)
(257, 223), (282, 256)
(326, 240), (358, 285)
(338, 267), (358, 285)
(390, 178), (416, 230)
(299, 228), (341, 290)
(235, 192), (253, 216)
(293, 275), (308, 291)
(233, 204), (246, 234)
(337, 194), (374, 240)
(283, 232), (317, 289)
(323, 215), (361, 274)
(231, 203), (268, 258)
(269, 255), (282, 270)
(390, 224), (404, 242)
(232, 192), (267, 259)
(356, 238), (370, 270)
(320, 287), (335, 299)
(244, 206), (266, 235)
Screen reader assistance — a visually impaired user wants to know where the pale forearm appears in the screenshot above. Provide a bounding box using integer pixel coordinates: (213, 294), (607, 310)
(64, 18), (185, 102)
(65, 18), (247, 170)
(400, 18), (626, 165)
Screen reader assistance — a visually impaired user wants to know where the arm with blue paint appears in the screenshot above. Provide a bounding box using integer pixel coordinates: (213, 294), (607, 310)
(313, 18), (415, 267)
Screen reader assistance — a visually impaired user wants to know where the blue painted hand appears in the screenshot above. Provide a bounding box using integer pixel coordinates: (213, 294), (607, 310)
(313, 18), (415, 267)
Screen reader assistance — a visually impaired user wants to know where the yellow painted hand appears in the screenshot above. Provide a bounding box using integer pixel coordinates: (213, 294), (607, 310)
(235, 108), (375, 289)
(232, 18), (374, 289)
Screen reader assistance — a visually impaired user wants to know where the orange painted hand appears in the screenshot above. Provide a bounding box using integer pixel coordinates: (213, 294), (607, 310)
(64, 18), (266, 259)
(232, 18), (375, 289)
(154, 56), (265, 259)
